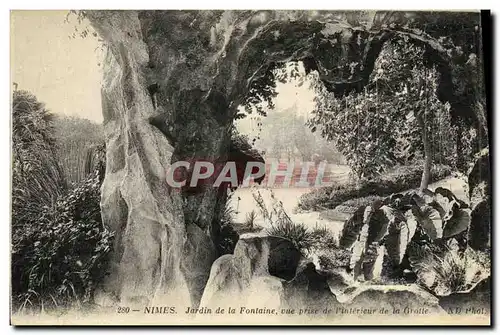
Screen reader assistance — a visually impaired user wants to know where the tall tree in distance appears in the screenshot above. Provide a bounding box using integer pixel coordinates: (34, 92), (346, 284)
(308, 38), (454, 188)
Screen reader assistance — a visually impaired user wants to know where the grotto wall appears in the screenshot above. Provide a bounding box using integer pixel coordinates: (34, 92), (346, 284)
(86, 10), (485, 307)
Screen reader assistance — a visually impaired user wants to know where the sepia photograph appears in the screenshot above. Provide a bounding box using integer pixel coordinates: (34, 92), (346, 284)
(9, 9), (491, 326)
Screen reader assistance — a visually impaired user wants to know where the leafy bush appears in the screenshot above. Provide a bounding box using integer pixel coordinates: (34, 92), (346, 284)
(308, 226), (351, 270)
(309, 226), (338, 250)
(317, 249), (352, 270)
(335, 195), (385, 214)
(267, 220), (314, 252)
(298, 163), (452, 211)
(11, 169), (113, 312)
(338, 186), (473, 281)
(307, 39), (456, 179)
(11, 90), (111, 312)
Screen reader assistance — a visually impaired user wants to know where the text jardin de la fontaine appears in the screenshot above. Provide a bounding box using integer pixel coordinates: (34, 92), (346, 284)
(135, 306), (440, 316)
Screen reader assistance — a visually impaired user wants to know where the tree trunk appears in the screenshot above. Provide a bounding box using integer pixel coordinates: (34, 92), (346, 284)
(455, 120), (465, 172)
(418, 114), (432, 192)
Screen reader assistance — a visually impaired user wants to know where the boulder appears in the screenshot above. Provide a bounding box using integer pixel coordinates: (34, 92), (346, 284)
(283, 262), (337, 310)
(199, 234), (301, 308)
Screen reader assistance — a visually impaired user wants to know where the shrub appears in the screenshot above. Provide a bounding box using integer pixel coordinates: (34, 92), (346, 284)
(335, 195), (385, 214)
(266, 220), (314, 252)
(309, 226), (338, 250)
(317, 248), (352, 270)
(11, 90), (111, 312)
(297, 162), (452, 211)
(338, 186), (473, 281)
(11, 169), (113, 312)
(308, 226), (351, 270)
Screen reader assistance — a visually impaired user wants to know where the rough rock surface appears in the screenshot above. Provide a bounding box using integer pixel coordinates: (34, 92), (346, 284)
(283, 262), (337, 310)
(87, 12), (215, 307)
(201, 234), (447, 320)
(199, 234), (301, 308)
(439, 277), (491, 314)
(85, 10), (485, 306)
(340, 284), (447, 316)
(468, 149), (491, 251)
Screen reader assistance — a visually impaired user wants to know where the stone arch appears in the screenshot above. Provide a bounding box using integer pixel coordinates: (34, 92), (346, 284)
(85, 10), (485, 307)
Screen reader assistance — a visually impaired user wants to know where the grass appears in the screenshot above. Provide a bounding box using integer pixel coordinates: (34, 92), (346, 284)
(266, 220), (314, 252)
(412, 244), (490, 296)
(52, 116), (104, 185)
(251, 189), (348, 260)
(297, 162), (452, 212)
(244, 210), (258, 229)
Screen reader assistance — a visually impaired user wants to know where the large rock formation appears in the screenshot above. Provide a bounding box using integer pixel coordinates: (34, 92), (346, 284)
(467, 149), (491, 251)
(85, 10), (485, 307)
(439, 277), (490, 314)
(200, 234), (302, 308)
(200, 234), (446, 322)
(339, 284), (446, 317)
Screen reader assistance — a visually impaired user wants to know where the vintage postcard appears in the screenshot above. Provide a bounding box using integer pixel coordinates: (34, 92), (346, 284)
(10, 10), (491, 326)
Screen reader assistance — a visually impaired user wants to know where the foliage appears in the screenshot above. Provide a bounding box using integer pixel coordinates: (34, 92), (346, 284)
(338, 186), (474, 282)
(307, 38), (455, 179)
(239, 62), (305, 119)
(266, 220), (313, 253)
(11, 90), (111, 312)
(253, 190), (314, 252)
(308, 226), (338, 250)
(297, 163), (452, 211)
(52, 116), (104, 185)
(335, 195), (385, 214)
(237, 62), (345, 164)
(308, 226), (352, 270)
(244, 210), (258, 229)
(252, 190), (348, 256)
(252, 105), (344, 163)
(11, 169), (113, 311)
(213, 191), (239, 256)
(409, 242), (490, 296)
(12, 91), (68, 227)
(12, 90), (58, 156)
(316, 248), (352, 270)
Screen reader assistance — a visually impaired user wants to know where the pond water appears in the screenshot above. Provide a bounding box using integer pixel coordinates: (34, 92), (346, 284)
(229, 164), (351, 238)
